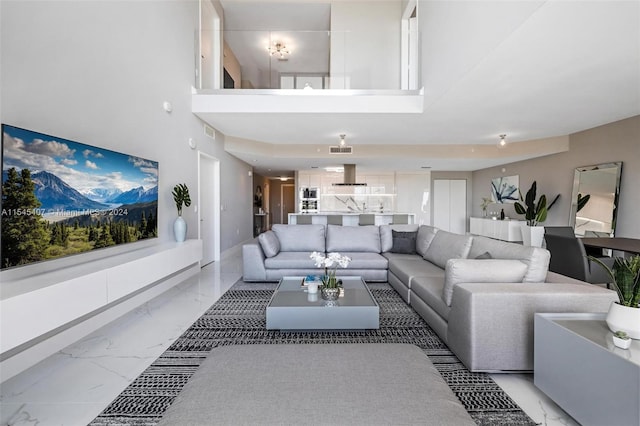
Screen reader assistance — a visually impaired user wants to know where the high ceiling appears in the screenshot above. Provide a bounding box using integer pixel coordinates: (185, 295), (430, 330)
(209, 0), (640, 177)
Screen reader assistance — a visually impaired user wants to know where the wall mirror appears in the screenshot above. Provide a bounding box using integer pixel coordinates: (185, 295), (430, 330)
(569, 162), (623, 237)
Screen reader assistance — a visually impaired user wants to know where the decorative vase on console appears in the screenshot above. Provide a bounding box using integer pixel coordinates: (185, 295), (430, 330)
(591, 255), (640, 339)
(310, 251), (351, 301)
(172, 183), (191, 243)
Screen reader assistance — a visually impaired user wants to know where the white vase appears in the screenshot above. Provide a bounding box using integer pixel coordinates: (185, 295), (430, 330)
(173, 216), (187, 242)
(520, 224), (545, 247)
(606, 301), (640, 339)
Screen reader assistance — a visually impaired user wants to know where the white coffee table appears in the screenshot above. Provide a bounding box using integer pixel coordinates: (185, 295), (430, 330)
(266, 276), (379, 330)
(534, 312), (639, 426)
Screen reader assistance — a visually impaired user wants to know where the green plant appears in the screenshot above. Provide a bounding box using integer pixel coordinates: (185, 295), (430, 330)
(614, 330), (630, 340)
(480, 197), (492, 212)
(172, 183), (191, 216)
(591, 255), (640, 308)
(514, 181), (560, 226)
(576, 193), (591, 212)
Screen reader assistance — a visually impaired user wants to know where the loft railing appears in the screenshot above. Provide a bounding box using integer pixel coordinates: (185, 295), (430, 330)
(196, 30), (421, 91)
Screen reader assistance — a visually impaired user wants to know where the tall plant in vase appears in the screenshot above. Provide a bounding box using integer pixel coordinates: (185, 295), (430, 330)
(172, 183), (191, 242)
(513, 181), (559, 247)
(591, 255), (640, 339)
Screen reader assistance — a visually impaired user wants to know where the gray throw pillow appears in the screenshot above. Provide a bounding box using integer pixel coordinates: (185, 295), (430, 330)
(258, 230), (280, 258)
(423, 231), (473, 269)
(390, 230), (417, 254)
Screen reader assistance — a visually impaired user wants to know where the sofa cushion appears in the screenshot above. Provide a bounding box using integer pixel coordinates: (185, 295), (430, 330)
(468, 235), (550, 282)
(411, 276), (451, 321)
(340, 252), (389, 269)
(380, 224), (419, 252)
(272, 224), (325, 252)
(258, 230), (280, 258)
(416, 225), (439, 257)
(442, 259), (529, 306)
(423, 231), (473, 269)
(390, 230), (417, 254)
(264, 252), (319, 269)
(388, 258), (444, 288)
(475, 251), (492, 259)
(326, 225), (381, 253)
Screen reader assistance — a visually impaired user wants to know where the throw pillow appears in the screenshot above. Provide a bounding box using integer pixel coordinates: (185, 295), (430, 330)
(416, 225), (438, 257)
(258, 230), (280, 258)
(442, 259), (529, 306)
(390, 230), (417, 254)
(475, 251), (493, 259)
(423, 231), (473, 269)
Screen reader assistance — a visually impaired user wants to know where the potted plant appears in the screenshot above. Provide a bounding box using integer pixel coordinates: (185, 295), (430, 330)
(591, 255), (640, 339)
(480, 197), (492, 217)
(612, 330), (632, 349)
(513, 181), (559, 247)
(310, 251), (351, 301)
(172, 183), (191, 242)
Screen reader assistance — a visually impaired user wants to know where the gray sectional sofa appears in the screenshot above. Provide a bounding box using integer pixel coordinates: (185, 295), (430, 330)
(242, 223), (617, 372)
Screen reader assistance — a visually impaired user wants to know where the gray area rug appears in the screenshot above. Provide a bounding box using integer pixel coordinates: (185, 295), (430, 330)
(90, 281), (536, 426)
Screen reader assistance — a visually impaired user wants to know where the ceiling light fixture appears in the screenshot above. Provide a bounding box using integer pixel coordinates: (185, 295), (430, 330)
(339, 134), (346, 147)
(267, 41), (290, 60)
(498, 134), (507, 148)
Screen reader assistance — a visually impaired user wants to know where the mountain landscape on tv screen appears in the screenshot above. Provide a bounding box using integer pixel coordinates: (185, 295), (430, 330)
(1, 124), (159, 269)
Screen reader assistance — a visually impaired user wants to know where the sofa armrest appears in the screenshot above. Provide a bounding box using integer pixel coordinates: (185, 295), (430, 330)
(242, 242), (267, 281)
(447, 282), (617, 372)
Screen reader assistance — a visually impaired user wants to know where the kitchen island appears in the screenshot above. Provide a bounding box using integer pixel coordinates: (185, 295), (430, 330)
(288, 212), (416, 226)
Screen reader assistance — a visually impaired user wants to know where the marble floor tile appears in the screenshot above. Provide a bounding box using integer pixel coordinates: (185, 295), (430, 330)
(490, 373), (579, 426)
(0, 259), (240, 426)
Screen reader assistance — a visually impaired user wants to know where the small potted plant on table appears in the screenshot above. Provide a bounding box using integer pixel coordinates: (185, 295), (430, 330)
(591, 254), (640, 339)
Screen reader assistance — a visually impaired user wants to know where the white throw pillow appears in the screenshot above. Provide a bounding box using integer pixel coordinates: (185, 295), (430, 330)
(442, 259), (529, 306)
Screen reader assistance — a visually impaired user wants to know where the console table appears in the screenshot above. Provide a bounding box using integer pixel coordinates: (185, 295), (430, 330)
(469, 217), (523, 242)
(534, 313), (639, 426)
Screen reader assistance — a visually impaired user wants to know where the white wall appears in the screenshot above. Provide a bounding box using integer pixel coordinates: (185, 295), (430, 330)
(330, 1), (402, 89)
(471, 116), (640, 238)
(0, 0), (253, 260)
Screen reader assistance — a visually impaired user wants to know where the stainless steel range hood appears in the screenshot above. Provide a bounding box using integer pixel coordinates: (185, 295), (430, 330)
(332, 164), (367, 186)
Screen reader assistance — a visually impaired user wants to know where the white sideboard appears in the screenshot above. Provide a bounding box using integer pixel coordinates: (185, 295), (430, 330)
(469, 217), (523, 242)
(1, 240), (202, 381)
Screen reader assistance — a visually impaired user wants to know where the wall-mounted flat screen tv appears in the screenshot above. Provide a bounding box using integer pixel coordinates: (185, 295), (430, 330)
(1, 124), (159, 269)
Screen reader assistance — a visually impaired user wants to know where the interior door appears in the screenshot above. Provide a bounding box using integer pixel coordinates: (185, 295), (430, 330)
(199, 153), (217, 265)
(282, 184), (295, 224)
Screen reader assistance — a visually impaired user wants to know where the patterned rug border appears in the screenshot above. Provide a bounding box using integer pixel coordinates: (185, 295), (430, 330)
(90, 280), (536, 426)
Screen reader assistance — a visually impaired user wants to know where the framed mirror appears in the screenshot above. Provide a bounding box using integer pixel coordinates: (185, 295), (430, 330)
(569, 162), (622, 237)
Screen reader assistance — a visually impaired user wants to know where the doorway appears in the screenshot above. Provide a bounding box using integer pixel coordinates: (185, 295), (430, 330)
(198, 152), (220, 265)
(281, 184), (295, 224)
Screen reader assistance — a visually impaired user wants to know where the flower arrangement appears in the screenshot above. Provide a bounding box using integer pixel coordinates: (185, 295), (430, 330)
(310, 251), (351, 288)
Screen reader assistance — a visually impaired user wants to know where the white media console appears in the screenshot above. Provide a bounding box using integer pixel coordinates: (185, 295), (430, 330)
(0, 239), (202, 382)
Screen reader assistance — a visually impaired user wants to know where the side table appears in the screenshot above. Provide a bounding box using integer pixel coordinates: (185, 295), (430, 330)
(534, 313), (639, 426)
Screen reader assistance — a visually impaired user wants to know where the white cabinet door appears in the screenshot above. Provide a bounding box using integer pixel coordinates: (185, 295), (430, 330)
(433, 179), (467, 234)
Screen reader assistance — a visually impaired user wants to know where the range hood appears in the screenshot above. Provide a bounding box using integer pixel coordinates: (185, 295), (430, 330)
(332, 164), (367, 186)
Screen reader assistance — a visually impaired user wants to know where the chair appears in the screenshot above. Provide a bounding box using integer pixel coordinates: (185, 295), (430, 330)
(359, 214), (375, 226)
(295, 215), (312, 225)
(544, 226), (575, 237)
(392, 214), (409, 224)
(327, 215), (343, 226)
(544, 233), (615, 285)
